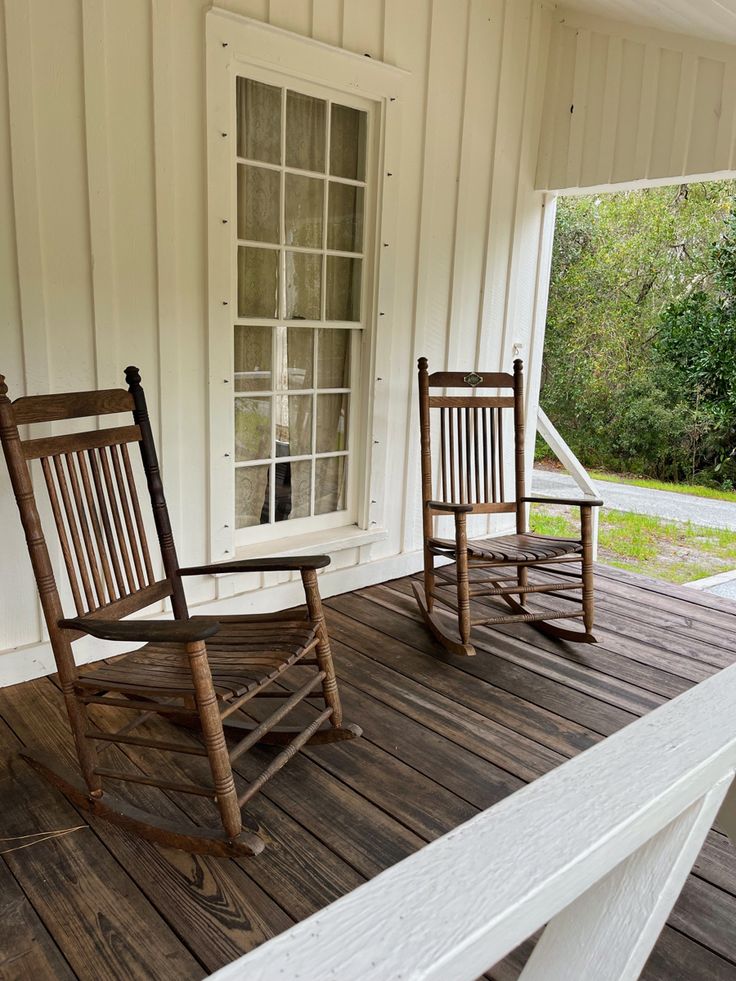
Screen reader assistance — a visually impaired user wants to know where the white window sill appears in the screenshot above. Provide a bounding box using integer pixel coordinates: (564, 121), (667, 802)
(224, 525), (388, 571)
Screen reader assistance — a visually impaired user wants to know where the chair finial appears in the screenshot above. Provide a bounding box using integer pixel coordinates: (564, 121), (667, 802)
(0, 375), (7, 399)
(125, 366), (142, 388)
(418, 357), (428, 371)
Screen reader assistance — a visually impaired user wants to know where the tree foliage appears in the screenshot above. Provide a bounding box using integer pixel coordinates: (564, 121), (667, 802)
(542, 181), (736, 486)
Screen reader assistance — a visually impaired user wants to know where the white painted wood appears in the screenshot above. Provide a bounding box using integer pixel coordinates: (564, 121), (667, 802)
(519, 781), (732, 981)
(4, 0), (736, 682)
(563, 0), (736, 46)
(538, 7), (736, 191)
(524, 194), (558, 486)
(81, 0), (118, 391)
(4, 0), (55, 650)
(536, 406), (600, 558)
(718, 778), (736, 844)
(206, 661), (736, 981)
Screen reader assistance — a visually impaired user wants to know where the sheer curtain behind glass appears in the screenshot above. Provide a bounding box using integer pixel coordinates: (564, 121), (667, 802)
(234, 75), (366, 533)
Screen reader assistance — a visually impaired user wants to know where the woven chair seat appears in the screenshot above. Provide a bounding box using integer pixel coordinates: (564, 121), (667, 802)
(75, 616), (319, 700)
(428, 533), (583, 564)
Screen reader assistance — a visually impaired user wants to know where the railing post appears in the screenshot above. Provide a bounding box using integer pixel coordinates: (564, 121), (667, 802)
(519, 776), (733, 981)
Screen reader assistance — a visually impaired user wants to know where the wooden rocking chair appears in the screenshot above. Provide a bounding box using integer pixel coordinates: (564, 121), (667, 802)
(0, 367), (360, 857)
(415, 357), (603, 657)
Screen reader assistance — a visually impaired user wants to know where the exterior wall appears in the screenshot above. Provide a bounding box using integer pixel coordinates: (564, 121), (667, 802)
(0, 0), (555, 684)
(537, 6), (736, 191)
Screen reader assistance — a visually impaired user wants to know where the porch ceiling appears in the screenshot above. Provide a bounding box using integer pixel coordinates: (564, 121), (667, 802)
(1, 565), (735, 979)
(559, 0), (736, 45)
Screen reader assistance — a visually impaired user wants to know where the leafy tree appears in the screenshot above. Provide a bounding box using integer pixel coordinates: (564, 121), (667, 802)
(657, 210), (736, 483)
(542, 180), (736, 486)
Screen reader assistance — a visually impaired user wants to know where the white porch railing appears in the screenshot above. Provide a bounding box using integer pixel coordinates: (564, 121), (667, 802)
(208, 661), (736, 981)
(536, 406), (601, 559)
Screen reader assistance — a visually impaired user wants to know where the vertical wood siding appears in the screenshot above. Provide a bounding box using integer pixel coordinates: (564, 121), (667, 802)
(537, 9), (736, 191)
(0, 0), (554, 680)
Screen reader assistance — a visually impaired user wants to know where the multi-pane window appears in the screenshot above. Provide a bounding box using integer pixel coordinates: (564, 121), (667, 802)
(232, 75), (369, 534)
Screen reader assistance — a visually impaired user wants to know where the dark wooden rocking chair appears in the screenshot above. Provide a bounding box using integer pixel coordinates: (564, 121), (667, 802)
(415, 357), (603, 657)
(0, 367), (360, 857)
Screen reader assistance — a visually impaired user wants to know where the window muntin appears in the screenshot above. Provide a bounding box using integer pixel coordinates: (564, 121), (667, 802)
(232, 75), (368, 534)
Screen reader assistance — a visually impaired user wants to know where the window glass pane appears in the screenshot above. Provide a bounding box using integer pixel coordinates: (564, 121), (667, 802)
(274, 326), (313, 390)
(236, 78), (281, 164)
(326, 256), (361, 321)
(285, 174), (323, 248)
(234, 326), (272, 392)
(275, 459), (311, 522)
(275, 394), (312, 457)
(237, 165), (280, 243)
(235, 464), (270, 527)
(315, 456), (346, 514)
(235, 396), (271, 461)
(286, 251), (322, 320)
(327, 183), (363, 253)
(316, 393), (348, 452)
(330, 104), (367, 180)
(238, 247), (279, 318)
(286, 91), (326, 172)
(317, 329), (350, 388)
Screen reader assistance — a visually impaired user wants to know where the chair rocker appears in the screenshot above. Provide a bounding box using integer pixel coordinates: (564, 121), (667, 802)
(415, 357), (602, 657)
(0, 367), (360, 858)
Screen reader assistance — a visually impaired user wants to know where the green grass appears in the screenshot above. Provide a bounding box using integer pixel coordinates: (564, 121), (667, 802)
(530, 507), (736, 584)
(588, 470), (736, 503)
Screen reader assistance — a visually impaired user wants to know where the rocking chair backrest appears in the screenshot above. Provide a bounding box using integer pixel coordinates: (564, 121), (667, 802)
(0, 367), (187, 665)
(417, 358), (526, 533)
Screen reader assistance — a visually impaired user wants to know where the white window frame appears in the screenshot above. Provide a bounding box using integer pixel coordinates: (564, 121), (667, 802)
(206, 8), (406, 562)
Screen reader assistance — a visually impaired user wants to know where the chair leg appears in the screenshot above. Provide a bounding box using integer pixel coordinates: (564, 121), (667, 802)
(517, 564), (528, 598)
(455, 512), (471, 646)
(424, 547), (436, 612)
(64, 685), (103, 798)
(186, 640), (242, 841)
(581, 508), (595, 634)
(302, 568), (343, 729)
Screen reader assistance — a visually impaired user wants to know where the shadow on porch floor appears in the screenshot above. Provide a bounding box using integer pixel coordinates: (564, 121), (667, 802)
(1, 563), (735, 980)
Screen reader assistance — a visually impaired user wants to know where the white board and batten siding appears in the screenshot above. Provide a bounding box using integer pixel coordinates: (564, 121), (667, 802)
(538, 5), (736, 192)
(0, 0), (557, 685)
(3, 0), (736, 685)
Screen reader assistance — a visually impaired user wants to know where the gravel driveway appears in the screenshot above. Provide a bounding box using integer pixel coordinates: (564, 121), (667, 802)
(531, 468), (736, 532)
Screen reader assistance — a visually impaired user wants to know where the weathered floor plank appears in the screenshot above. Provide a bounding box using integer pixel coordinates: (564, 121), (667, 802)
(0, 564), (734, 981)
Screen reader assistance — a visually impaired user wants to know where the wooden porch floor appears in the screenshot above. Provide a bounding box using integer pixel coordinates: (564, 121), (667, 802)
(1, 564), (736, 981)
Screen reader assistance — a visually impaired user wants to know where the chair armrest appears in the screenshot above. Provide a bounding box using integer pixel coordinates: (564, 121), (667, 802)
(177, 555), (331, 576)
(520, 495), (603, 508)
(426, 501), (474, 514)
(59, 617), (221, 643)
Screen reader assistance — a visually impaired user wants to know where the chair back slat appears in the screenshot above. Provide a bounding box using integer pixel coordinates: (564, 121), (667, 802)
(40, 456), (86, 615)
(497, 407), (505, 501)
(50, 454), (98, 610)
(418, 358), (525, 522)
(97, 444), (138, 596)
(12, 389), (134, 424)
(109, 442), (146, 590)
(23, 425), (141, 460)
(76, 449), (116, 601)
(13, 388), (133, 426)
(87, 445), (127, 596)
(121, 442), (155, 584)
